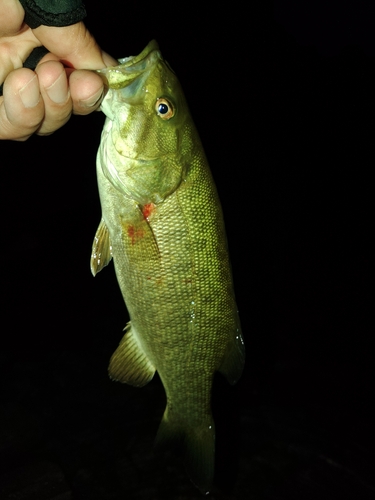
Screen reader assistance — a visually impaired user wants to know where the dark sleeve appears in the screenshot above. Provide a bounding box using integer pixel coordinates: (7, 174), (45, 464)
(19, 0), (87, 28)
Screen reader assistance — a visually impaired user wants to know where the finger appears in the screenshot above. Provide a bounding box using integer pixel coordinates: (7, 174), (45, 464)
(0, 67), (44, 141)
(33, 22), (117, 70)
(34, 59), (72, 135)
(68, 69), (106, 115)
(0, 0), (25, 36)
(0, 27), (42, 84)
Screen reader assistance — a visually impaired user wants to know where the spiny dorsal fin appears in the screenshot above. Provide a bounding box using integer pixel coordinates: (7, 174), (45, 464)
(90, 218), (113, 276)
(109, 322), (155, 387)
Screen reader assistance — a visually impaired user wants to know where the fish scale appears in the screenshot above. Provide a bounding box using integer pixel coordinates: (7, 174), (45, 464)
(91, 40), (245, 494)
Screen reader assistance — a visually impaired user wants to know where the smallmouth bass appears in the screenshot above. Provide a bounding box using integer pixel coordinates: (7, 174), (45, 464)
(91, 40), (245, 494)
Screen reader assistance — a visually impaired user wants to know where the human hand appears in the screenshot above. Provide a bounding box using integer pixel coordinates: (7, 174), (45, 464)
(0, 0), (117, 141)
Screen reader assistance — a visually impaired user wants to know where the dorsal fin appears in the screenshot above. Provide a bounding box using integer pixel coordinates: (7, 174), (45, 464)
(218, 321), (245, 385)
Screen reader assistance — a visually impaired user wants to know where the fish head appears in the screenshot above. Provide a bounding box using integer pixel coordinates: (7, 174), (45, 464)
(98, 40), (194, 204)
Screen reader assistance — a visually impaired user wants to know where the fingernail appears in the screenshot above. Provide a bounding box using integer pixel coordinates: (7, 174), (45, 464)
(45, 71), (69, 104)
(102, 51), (118, 67)
(19, 75), (40, 108)
(80, 87), (104, 108)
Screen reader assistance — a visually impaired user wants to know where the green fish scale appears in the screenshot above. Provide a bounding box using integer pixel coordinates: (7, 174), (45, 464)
(104, 144), (237, 422)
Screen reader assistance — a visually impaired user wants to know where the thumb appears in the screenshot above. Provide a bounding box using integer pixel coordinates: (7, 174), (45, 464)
(32, 22), (117, 69)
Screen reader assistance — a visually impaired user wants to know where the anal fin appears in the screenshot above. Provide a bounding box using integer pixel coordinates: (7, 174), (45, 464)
(109, 322), (155, 387)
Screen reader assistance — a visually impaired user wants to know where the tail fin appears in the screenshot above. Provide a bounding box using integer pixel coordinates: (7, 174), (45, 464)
(155, 407), (215, 495)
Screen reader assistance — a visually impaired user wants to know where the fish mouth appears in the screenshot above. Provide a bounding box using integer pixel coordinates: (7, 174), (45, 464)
(97, 40), (162, 90)
(117, 40), (160, 67)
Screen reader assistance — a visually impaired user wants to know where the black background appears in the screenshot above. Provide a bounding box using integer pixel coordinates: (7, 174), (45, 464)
(0, 1), (374, 498)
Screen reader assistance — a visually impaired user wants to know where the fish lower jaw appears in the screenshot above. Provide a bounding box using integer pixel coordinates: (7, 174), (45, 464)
(115, 151), (164, 163)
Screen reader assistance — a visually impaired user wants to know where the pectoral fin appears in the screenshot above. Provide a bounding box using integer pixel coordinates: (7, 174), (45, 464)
(109, 322), (155, 387)
(91, 218), (113, 276)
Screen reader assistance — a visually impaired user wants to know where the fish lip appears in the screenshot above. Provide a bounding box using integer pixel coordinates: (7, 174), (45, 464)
(118, 40), (160, 69)
(97, 40), (162, 89)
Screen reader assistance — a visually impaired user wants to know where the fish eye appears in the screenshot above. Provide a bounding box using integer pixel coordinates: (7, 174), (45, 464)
(155, 98), (174, 120)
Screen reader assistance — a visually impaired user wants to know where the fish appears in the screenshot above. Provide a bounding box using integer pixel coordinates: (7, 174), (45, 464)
(90, 40), (245, 494)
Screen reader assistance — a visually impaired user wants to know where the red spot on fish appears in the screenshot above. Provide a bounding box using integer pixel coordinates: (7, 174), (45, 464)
(142, 203), (155, 220)
(127, 225), (135, 243)
(127, 225), (145, 245)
